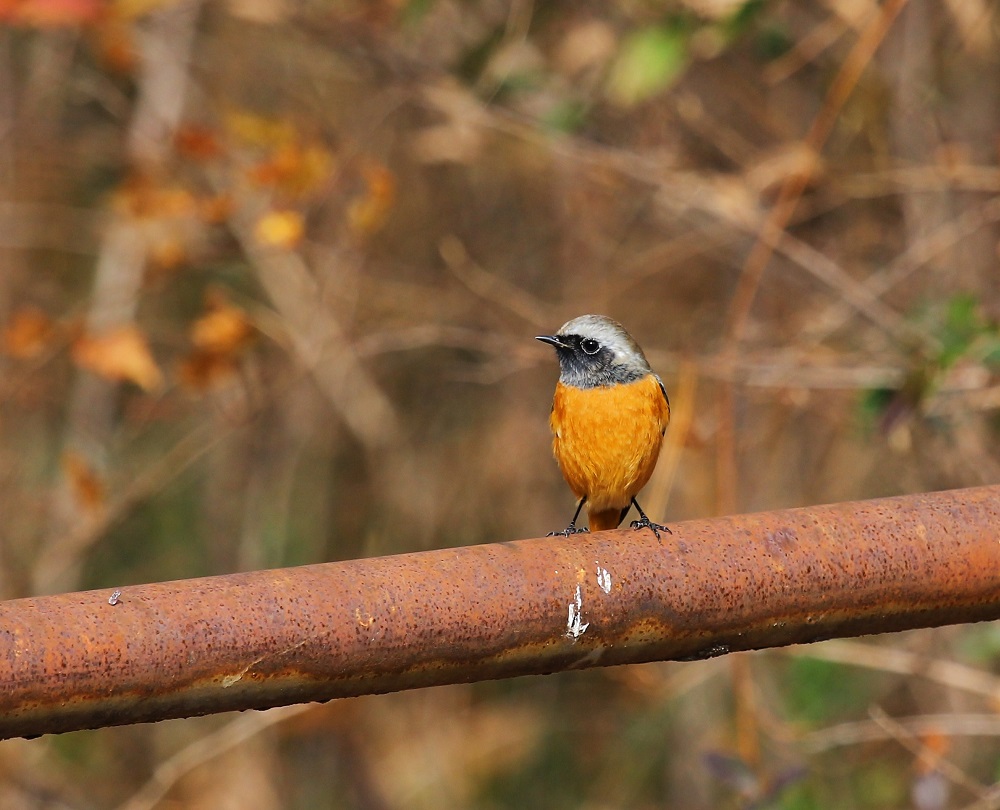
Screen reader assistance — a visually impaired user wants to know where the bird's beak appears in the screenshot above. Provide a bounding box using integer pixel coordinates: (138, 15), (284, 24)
(535, 335), (569, 349)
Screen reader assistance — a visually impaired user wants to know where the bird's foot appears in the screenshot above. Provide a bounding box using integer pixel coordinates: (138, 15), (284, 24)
(629, 516), (672, 539)
(547, 524), (590, 537)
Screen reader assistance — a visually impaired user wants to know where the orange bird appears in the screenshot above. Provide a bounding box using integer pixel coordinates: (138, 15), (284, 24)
(537, 314), (671, 537)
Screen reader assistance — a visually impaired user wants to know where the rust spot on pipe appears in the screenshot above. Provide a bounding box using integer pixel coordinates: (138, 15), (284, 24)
(1, 485), (999, 739)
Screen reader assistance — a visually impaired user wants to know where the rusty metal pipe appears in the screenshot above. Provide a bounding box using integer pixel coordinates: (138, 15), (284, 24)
(1, 485), (999, 739)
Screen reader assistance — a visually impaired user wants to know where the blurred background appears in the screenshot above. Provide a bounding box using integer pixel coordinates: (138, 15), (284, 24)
(0, 0), (999, 807)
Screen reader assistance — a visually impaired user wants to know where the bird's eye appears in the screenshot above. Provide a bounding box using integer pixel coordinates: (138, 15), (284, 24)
(580, 338), (600, 355)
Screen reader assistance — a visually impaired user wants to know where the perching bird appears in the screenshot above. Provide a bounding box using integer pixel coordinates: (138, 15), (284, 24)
(537, 314), (671, 537)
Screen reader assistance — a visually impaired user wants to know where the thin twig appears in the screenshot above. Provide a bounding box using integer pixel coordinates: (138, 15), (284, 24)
(438, 235), (552, 328)
(784, 640), (1000, 703)
(869, 705), (990, 801)
(33, 422), (228, 593)
(726, 0), (911, 345)
(803, 195), (1000, 343)
(643, 359), (696, 523)
(115, 705), (311, 810)
(805, 713), (1000, 753)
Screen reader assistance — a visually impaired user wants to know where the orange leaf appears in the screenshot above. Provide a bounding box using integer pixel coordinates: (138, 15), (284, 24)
(225, 109), (297, 148)
(915, 728), (950, 775)
(198, 193), (234, 224)
(2, 306), (55, 358)
(62, 451), (105, 514)
(254, 209), (304, 249)
(114, 173), (196, 220)
(72, 325), (164, 391)
(0, 0), (104, 26)
(178, 290), (255, 391)
(148, 236), (188, 271)
(175, 124), (223, 161)
(177, 351), (239, 391)
(347, 162), (396, 236)
(112, 0), (174, 20)
(92, 13), (136, 72)
(247, 142), (334, 197)
(191, 292), (254, 355)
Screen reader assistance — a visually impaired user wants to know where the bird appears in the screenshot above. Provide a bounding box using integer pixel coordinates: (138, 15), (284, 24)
(536, 314), (671, 538)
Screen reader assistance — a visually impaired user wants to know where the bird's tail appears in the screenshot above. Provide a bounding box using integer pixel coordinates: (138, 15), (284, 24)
(588, 507), (629, 532)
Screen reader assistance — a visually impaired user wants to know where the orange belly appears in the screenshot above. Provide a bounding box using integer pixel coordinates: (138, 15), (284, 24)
(550, 374), (669, 525)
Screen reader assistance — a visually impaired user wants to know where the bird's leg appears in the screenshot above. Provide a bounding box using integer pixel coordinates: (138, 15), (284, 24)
(547, 497), (590, 537)
(628, 498), (671, 539)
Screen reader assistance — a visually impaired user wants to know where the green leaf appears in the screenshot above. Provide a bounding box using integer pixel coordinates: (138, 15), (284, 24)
(983, 336), (1000, 367)
(543, 99), (588, 134)
(785, 657), (874, 724)
(606, 24), (690, 106)
(400, 0), (434, 27)
(937, 293), (984, 368)
(858, 387), (896, 430)
(755, 23), (793, 60)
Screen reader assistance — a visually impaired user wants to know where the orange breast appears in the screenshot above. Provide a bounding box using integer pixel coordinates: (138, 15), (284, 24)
(550, 374), (669, 515)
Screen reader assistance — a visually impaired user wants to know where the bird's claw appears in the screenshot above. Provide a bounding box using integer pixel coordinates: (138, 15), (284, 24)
(546, 525), (590, 537)
(629, 517), (672, 539)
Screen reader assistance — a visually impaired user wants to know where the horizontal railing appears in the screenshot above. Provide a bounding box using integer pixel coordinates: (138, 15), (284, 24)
(1, 485), (998, 739)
